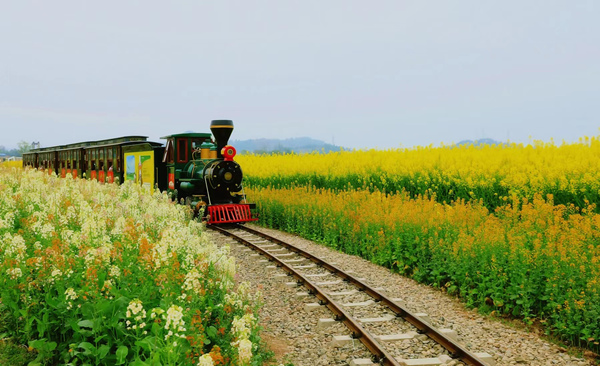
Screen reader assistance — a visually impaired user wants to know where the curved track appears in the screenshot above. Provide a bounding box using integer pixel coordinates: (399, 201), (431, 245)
(208, 224), (492, 366)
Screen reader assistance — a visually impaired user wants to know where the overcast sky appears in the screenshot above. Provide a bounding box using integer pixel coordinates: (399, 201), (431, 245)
(1, 1), (598, 150)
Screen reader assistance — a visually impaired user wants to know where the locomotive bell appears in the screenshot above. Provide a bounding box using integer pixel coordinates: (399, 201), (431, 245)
(210, 119), (234, 159)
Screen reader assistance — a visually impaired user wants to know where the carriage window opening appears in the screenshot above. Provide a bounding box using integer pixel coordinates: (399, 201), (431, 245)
(177, 139), (188, 163)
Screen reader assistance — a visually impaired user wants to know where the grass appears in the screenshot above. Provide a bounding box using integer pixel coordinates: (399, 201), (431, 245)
(0, 309), (36, 366)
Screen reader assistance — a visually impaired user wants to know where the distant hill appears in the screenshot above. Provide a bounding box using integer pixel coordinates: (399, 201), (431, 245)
(455, 138), (503, 147)
(231, 137), (342, 154)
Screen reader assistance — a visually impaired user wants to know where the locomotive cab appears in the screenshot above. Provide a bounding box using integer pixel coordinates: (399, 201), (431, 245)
(161, 132), (213, 201)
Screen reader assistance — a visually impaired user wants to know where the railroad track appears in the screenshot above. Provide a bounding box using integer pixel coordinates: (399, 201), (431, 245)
(208, 224), (495, 366)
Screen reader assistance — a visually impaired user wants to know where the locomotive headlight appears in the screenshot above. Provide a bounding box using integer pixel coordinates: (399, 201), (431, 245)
(222, 145), (237, 161)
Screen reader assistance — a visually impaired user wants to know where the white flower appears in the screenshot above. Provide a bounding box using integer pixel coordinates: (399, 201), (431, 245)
(127, 299), (146, 318)
(6, 267), (22, 279)
(231, 313), (255, 340)
(238, 338), (252, 363)
(197, 353), (214, 366)
(5, 234), (27, 260)
(65, 288), (78, 310)
(51, 268), (62, 278)
(109, 265), (121, 278)
(182, 268), (202, 293)
(65, 288), (78, 301)
(164, 305), (185, 335)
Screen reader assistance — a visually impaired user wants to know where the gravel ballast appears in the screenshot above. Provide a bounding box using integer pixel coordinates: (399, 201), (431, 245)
(209, 225), (595, 366)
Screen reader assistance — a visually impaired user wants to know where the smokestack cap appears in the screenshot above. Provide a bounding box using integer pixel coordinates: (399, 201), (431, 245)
(210, 120), (234, 159)
(210, 120), (234, 129)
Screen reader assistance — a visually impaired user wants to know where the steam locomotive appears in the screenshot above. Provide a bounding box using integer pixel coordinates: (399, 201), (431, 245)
(22, 120), (257, 224)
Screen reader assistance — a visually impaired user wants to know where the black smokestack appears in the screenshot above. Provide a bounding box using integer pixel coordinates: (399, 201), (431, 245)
(210, 120), (234, 159)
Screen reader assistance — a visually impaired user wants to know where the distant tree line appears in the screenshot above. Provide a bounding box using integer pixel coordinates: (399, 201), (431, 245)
(0, 141), (34, 156)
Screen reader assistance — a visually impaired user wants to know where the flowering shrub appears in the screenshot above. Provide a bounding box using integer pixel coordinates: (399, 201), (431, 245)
(0, 167), (265, 365)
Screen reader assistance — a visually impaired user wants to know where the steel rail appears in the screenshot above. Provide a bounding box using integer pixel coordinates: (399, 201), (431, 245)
(232, 225), (489, 366)
(209, 224), (401, 366)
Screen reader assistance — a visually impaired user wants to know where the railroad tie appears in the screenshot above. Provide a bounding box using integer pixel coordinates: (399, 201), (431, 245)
(328, 289), (358, 297)
(257, 244), (278, 249)
(316, 318), (338, 330)
(265, 248), (288, 253)
(341, 300), (375, 307)
(315, 279), (343, 286)
(303, 303), (323, 312)
(331, 335), (356, 347)
(349, 359), (374, 366)
(397, 355), (452, 366)
(374, 331), (418, 342)
(273, 252), (295, 258)
(357, 315), (395, 323)
(282, 258), (306, 263)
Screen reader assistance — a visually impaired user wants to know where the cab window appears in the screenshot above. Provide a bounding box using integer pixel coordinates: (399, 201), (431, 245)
(177, 139), (188, 163)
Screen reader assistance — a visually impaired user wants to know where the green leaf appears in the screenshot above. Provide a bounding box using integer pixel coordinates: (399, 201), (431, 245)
(116, 345), (129, 365)
(98, 344), (110, 360)
(130, 359), (149, 366)
(44, 292), (59, 309)
(47, 341), (57, 351)
(78, 341), (96, 356)
(98, 271), (107, 288)
(135, 339), (151, 352)
(97, 299), (112, 314)
(36, 317), (47, 337)
(95, 334), (107, 343)
(207, 326), (217, 338)
(69, 319), (81, 332)
(81, 302), (95, 319)
(78, 319), (94, 330)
